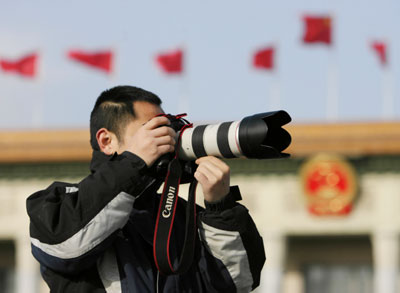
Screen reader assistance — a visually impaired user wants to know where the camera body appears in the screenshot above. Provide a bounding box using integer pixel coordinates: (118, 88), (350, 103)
(149, 114), (195, 180)
(150, 111), (292, 179)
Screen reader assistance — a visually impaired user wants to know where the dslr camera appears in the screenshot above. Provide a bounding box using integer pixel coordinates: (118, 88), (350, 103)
(152, 111), (292, 177)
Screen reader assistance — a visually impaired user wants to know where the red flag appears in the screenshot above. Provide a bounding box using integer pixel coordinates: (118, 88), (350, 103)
(155, 49), (183, 74)
(68, 50), (113, 73)
(0, 53), (38, 77)
(253, 47), (274, 70)
(302, 15), (332, 45)
(371, 41), (387, 66)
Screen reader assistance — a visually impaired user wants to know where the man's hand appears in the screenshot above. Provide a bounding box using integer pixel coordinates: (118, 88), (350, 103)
(125, 116), (176, 167)
(194, 156), (230, 203)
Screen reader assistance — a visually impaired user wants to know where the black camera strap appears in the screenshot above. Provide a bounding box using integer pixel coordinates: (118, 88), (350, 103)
(153, 117), (197, 275)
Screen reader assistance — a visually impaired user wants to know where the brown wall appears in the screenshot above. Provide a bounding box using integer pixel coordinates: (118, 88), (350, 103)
(1, 121), (399, 163)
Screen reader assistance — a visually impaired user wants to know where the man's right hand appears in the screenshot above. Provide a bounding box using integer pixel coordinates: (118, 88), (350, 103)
(124, 116), (176, 167)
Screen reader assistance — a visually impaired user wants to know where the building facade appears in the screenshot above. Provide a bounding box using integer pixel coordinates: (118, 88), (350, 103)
(0, 122), (399, 293)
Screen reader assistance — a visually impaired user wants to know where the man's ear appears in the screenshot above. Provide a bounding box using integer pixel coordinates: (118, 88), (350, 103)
(96, 128), (117, 155)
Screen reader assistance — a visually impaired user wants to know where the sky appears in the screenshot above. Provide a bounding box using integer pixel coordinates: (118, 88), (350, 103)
(0, 0), (399, 130)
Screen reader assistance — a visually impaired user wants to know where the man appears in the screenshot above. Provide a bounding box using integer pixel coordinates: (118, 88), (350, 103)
(26, 85), (265, 292)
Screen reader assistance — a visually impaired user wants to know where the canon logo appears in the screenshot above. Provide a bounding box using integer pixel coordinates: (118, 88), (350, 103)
(162, 186), (176, 218)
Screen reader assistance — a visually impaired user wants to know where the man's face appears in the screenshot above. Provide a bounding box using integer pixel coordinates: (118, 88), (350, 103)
(116, 101), (163, 154)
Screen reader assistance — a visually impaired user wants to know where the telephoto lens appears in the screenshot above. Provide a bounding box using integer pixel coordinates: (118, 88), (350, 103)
(178, 110), (291, 160)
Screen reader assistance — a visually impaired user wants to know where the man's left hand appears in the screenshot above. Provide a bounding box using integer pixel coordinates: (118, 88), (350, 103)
(194, 156), (230, 203)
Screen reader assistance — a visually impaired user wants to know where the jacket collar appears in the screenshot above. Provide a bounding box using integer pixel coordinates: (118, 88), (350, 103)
(90, 150), (116, 173)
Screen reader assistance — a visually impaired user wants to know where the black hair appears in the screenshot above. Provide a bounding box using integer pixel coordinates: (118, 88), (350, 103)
(90, 85), (162, 151)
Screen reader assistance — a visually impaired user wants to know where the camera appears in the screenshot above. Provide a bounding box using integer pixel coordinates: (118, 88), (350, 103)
(151, 111), (292, 178)
(152, 110), (292, 275)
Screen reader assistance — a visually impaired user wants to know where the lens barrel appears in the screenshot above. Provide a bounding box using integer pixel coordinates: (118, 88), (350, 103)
(178, 110), (291, 160)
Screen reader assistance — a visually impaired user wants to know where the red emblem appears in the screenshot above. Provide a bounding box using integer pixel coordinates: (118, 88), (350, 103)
(300, 154), (357, 215)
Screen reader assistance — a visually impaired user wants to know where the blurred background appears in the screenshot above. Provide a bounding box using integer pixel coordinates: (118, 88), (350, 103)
(0, 0), (399, 292)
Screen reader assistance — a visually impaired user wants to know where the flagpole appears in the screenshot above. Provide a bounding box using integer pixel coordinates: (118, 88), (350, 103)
(270, 43), (281, 111)
(269, 73), (281, 111)
(326, 61), (338, 121)
(253, 44), (277, 111)
(326, 14), (338, 122)
(179, 74), (189, 115)
(179, 25), (189, 116)
(382, 66), (394, 120)
(32, 50), (44, 128)
(179, 45), (189, 115)
(32, 83), (44, 128)
(108, 45), (118, 87)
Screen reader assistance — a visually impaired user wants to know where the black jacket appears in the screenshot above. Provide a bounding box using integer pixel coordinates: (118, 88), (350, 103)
(26, 151), (265, 292)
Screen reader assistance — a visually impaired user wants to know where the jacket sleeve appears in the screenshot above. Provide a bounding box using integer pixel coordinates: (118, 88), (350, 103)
(26, 151), (152, 275)
(197, 186), (265, 292)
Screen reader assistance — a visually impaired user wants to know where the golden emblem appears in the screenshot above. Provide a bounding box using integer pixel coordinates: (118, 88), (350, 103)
(300, 154), (357, 215)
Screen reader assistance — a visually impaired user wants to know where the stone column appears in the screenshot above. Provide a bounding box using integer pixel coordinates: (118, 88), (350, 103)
(15, 235), (39, 293)
(372, 232), (399, 293)
(370, 175), (400, 293)
(233, 176), (292, 293)
(258, 232), (286, 293)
